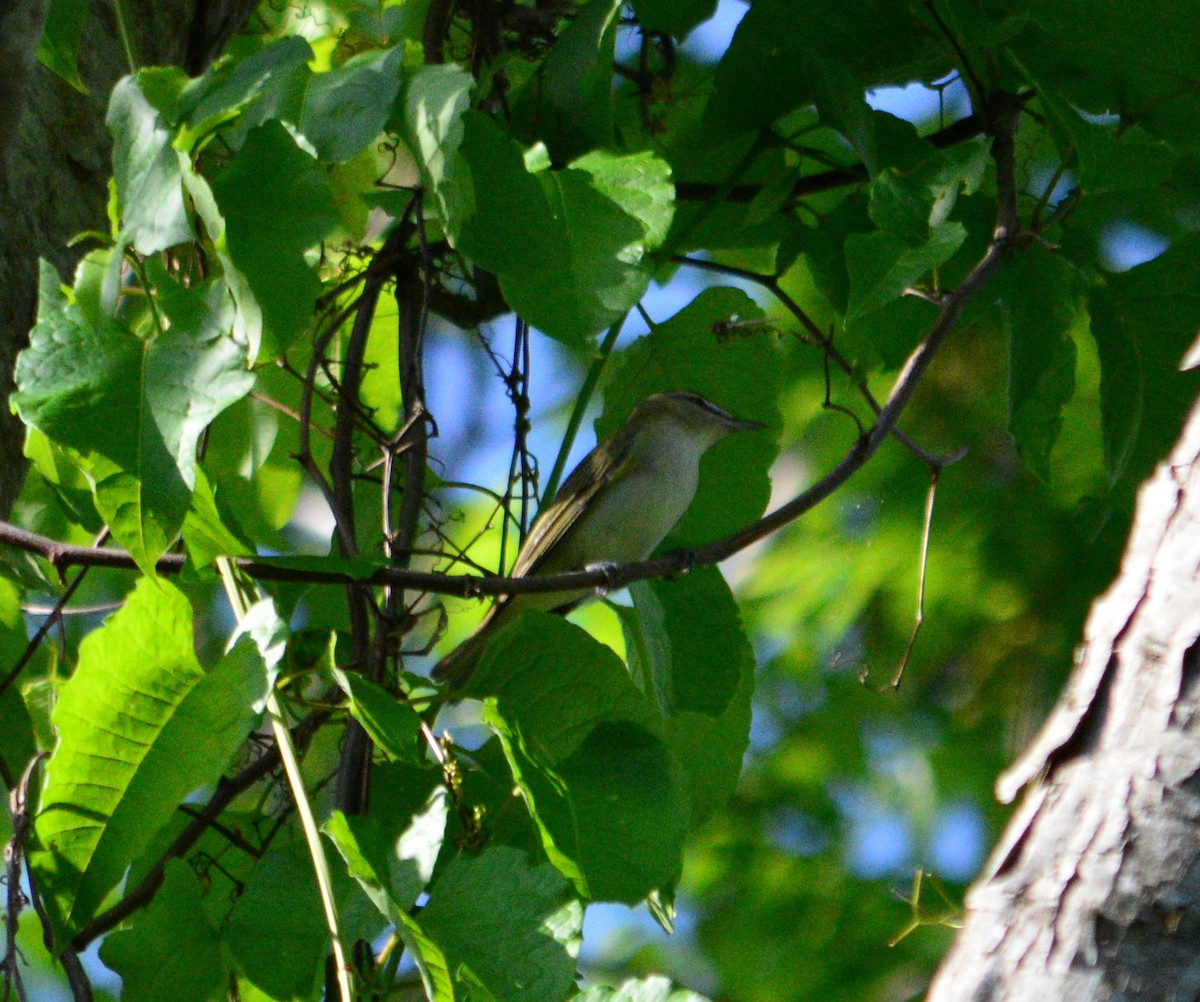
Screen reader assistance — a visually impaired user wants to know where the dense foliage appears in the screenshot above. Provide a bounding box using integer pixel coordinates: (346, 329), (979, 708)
(3, 1), (1199, 1000)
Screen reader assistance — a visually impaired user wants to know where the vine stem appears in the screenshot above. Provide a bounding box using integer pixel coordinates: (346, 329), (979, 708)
(215, 558), (353, 1002)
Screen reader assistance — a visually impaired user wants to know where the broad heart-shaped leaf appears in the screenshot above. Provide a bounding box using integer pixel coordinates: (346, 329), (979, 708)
(1088, 235), (1200, 502)
(410, 102), (675, 343)
(299, 45), (404, 163)
(107, 76), (192, 254)
(209, 121), (341, 357)
(844, 222), (966, 322)
(600, 286), (781, 544)
(420, 846), (582, 1002)
(997, 248), (1081, 481)
(12, 265), (255, 574)
(98, 860), (229, 1002)
(31, 579), (268, 948)
(472, 613), (690, 903)
(623, 568), (756, 827)
(577, 976), (712, 1002)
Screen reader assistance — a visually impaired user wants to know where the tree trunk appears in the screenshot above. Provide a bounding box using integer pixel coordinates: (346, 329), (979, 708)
(0, 0), (260, 519)
(929, 390), (1200, 1000)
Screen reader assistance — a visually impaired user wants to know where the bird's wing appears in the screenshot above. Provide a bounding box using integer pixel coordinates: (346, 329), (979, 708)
(513, 426), (637, 579)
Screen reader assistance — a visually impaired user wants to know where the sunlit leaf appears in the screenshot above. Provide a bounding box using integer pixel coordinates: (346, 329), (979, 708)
(31, 579), (268, 946)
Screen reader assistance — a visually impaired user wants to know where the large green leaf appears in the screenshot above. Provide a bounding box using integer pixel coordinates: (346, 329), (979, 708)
(35, 0), (88, 91)
(537, 0), (623, 158)
(99, 859), (229, 1002)
(107, 76), (193, 254)
(420, 846), (582, 1002)
(209, 121), (341, 356)
(998, 249), (1081, 480)
(845, 222), (967, 322)
(299, 46), (404, 162)
(1089, 235), (1200, 500)
(1012, 1), (1200, 154)
(625, 569), (756, 826)
(473, 613), (690, 903)
(324, 766), (447, 921)
(181, 35), (313, 147)
(409, 101), (675, 343)
(31, 579), (268, 947)
(707, 0), (948, 136)
(222, 833), (330, 1000)
(12, 264), (255, 573)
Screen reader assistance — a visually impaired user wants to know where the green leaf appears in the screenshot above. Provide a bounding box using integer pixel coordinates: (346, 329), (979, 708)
(625, 569), (756, 826)
(223, 833), (328, 1000)
(707, 0), (946, 135)
(498, 166), (650, 341)
(412, 103), (675, 342)
(626, 568), (744, 717)
(420, 846), (582, 1002)
(509, 720), (689, 904)
(1012, 1), (1200, 154)
(537, 0), (623, 158)
(998, 249), (1080, 480)
(182, 35), (313, 147)
(570, 149), (675, 250)
(404, 63), (474, 235)
(868, 143), (989, 244)
(331, 666), (423, 762)
(324, 777), (447, 919)
(182, 466), (255, 570)
(474, 614), (690, 902)
(107, 76), (193, 254)
(470, 612), (659, 750)
(393, 910), (457, 1002)
(1089, 235), (1200, 498)
(845, 222), (966, 322)
(0, 577), (37, 796)
(601, 286), (781, 543)
(36, 0), (89, 91)
(300, 46), (404, 162)
(630, 0), (718, 39)
(12, 266), (255, 574)
(209, 121), (341, 356)
(577, 976), (712, 1002)
(99, 859), (229, 1002)
(31, 579), (268, 946)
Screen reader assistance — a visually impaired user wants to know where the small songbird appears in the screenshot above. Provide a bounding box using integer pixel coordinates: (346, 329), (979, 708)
(432, 391), (764, 689)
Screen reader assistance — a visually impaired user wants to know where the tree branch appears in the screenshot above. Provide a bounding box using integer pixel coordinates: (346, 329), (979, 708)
(0, 99), (1025, 623)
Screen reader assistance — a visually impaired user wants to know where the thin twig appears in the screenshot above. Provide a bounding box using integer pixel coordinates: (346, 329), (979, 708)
(0, 527), (109, 706)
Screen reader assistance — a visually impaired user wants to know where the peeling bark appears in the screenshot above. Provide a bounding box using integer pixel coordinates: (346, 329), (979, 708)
(930, 391), (1200, 1001)
(0, 0), (260, 519)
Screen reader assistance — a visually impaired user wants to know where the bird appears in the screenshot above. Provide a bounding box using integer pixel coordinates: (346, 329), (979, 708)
(432, 391), (764, 689)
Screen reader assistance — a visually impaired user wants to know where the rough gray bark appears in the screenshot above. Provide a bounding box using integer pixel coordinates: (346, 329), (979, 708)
(0, 0), (261, 519)
(929, 392), (1200, 1001)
